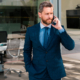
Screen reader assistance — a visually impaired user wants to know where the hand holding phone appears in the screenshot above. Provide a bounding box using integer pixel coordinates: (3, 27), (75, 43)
(51, 16), (56, 25)
(51, 16), (62, 30)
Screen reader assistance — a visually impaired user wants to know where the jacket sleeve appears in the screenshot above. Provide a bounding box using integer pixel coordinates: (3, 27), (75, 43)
(23, 28), (32, 71)
(59, 26), (75, 50)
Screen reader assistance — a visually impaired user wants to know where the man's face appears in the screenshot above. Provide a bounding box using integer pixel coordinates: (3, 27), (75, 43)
(38, 7), (53, 25)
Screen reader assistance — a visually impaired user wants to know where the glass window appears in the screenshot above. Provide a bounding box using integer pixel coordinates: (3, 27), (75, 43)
(0, 0), (49, 34)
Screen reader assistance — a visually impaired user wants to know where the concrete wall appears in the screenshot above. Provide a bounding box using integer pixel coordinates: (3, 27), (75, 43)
(61, 0), (80, 30)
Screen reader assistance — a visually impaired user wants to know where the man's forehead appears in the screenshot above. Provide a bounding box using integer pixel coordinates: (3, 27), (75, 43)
(42, 7), (53, 12)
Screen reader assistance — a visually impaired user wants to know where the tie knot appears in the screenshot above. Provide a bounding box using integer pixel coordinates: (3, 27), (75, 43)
(44, 27), (49, 30)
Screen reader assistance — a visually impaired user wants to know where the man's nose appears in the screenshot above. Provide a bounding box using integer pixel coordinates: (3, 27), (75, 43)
(48, 14), (52, 18)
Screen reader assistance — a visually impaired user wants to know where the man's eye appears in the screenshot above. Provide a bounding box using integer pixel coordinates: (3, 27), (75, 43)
(46, 13), (48, 15)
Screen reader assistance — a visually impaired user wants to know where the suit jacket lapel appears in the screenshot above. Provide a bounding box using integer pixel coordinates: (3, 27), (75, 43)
(35, 23), (45, 50)
(46, 26), (55, 50)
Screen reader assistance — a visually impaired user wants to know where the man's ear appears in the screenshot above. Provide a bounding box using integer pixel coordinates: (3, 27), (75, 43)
(38, 12), (41, 18)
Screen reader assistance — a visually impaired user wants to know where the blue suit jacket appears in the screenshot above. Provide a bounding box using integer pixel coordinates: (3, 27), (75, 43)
(23, 23), (75, 79)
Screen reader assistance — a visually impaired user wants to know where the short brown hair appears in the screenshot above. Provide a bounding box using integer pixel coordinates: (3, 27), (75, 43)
(39, 1), (53, 13)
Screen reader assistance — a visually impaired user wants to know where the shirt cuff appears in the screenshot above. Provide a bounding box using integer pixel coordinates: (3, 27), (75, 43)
(58, 28), (65, 33)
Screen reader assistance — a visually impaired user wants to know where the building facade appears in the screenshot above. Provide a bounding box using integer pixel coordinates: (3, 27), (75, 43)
(0, 0), (79, 34)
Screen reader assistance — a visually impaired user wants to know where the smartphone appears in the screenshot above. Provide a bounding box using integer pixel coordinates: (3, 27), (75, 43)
(51, 16), (56, 25)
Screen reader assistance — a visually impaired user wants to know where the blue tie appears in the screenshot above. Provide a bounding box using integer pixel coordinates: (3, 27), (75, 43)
(43, 27), (49, 49)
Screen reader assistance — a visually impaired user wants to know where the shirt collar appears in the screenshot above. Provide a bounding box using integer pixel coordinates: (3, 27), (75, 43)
(40, 22), (51, 29)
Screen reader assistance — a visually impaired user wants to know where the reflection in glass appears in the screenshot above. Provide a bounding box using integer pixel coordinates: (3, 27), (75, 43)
(0, 6), (37, 34)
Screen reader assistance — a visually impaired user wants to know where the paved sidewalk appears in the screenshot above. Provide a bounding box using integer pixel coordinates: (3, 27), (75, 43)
(62, 31), (80, 80)
(62, 57), (80, 80)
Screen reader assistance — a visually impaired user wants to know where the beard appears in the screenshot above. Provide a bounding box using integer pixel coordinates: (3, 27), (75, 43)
(42, 18), (53, 25)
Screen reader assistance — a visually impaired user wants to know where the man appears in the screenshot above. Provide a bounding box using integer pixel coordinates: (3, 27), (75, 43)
(23, 1), (75, 80)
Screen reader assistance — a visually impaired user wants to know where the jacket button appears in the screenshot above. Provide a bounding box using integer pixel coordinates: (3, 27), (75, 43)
(46, 52), (47, 54)
(46, 60), (48, 62)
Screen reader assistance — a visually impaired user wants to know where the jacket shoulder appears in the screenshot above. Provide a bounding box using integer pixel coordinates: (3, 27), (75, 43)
(27, 23), (39, 30)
